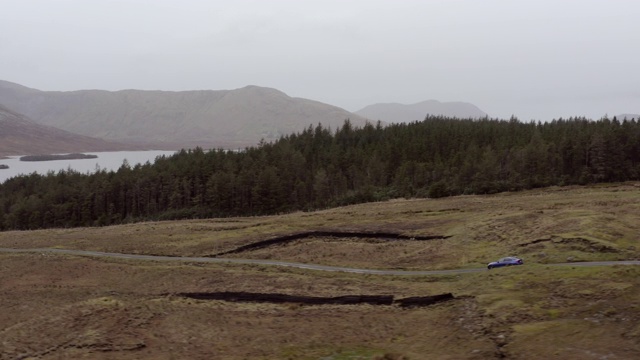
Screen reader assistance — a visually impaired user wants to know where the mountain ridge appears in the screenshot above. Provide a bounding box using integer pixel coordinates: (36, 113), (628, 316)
(0, 104), (144, 157)
(0, 80), (371, 149)
(355, 99), (488, 123)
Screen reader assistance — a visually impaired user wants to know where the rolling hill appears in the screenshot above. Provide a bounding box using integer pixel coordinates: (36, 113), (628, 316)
(355, 99), (487, 123)
(0, 105), (142, 157)
(0, 80), (371, 149)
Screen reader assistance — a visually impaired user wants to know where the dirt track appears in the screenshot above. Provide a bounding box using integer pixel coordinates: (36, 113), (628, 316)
(1, 247), (639, 275)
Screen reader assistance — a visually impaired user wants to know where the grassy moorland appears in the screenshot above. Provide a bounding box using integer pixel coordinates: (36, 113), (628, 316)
(1, 183), (639, 359)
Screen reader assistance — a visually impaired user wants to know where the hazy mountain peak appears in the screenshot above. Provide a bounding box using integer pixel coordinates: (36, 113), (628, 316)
(225, 85), (290, 101)
(355, 99), (487, 123)
(0, 80), (40, 93)
(235, 84), (285, 93)
(415, 99), (442, 105)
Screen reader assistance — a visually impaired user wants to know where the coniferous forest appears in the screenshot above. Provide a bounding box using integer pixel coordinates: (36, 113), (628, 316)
(1, 116), (639, 231)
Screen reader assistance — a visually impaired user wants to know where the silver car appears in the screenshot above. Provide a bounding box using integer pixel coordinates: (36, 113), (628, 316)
(487, 256), (523, 269)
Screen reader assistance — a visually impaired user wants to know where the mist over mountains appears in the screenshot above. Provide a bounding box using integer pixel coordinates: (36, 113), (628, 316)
(0, 105), (138, 157)
(1, 79), (498, 155)
(355, 100), (488, 123)
(0, 80), (370, 150)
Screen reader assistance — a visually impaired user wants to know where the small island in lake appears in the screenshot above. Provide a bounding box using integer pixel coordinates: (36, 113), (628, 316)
(0, 164), (8, 169)
(20, 153), (99, 162)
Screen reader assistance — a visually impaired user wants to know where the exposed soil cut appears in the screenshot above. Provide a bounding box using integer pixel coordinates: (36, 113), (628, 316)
(213, 231), (450, 256)
(395, 294), (456, 308)
(175, 291), (454, 307)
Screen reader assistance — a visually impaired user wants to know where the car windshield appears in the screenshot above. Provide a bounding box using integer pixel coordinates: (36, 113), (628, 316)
(500, 257), (518, 262)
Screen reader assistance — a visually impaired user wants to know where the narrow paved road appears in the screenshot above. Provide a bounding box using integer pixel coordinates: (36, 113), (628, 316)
(1, 247), (639, 275)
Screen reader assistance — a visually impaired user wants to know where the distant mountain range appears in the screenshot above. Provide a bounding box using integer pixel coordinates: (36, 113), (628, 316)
(355, 100), (487, 123)
(0, 79), (493, 154)
(0, 105), (141, 157)
(0, 80), (370, 150)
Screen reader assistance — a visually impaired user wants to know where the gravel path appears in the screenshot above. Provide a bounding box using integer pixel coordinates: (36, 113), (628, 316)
(1, 247), (639, 275)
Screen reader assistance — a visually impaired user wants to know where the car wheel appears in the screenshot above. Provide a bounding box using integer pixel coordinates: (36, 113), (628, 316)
(487, 265), (492, 270)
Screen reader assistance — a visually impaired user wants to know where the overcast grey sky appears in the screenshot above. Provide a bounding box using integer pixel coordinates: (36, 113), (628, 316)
(1, 0), (638, 120)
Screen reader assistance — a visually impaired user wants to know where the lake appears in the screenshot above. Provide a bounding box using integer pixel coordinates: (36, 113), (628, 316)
(0, 150), (177, 184)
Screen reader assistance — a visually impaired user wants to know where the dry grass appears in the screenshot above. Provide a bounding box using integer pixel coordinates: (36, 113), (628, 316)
(1, 183), (640, 359)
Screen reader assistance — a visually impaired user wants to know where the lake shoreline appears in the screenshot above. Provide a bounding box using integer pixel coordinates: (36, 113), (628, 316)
(20, 153), (99, 162)
(0, 150), (176, 184)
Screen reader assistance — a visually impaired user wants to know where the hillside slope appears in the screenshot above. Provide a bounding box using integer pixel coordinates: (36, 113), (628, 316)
(0, 80), (371, 149)
(0, 105), (141, 156)
(1, 185), (639, 359)
(356, 99), (487, 122)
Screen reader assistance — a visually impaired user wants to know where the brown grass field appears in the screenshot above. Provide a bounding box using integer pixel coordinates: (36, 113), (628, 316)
(1, 183), (640, 359)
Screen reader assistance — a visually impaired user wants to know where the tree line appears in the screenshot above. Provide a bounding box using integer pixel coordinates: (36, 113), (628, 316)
(1, 115), (639, 230)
